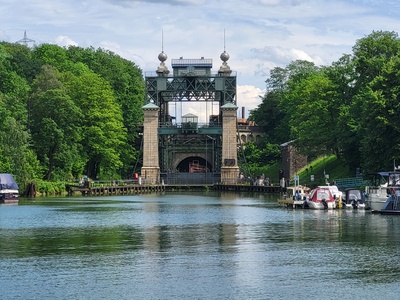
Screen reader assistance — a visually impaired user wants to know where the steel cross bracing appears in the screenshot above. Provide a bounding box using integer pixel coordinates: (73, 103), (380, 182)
(145, 75), (236, 105)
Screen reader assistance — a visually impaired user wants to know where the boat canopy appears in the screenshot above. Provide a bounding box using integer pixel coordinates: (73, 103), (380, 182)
(309, 188), (334, 203)
(0, 174), (19, 190)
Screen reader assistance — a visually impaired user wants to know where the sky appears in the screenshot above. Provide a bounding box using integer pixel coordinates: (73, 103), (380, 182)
(2, 0), (400, 120)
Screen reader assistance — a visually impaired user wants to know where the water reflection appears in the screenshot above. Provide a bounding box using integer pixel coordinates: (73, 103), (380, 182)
(1, 193), (400, 299)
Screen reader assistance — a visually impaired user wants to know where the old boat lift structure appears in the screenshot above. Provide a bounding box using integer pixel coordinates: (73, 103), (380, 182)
(141, 47), (240, 185)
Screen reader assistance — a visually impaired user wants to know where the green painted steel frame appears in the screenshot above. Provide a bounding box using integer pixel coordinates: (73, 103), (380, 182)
(145, 69), (236, 179)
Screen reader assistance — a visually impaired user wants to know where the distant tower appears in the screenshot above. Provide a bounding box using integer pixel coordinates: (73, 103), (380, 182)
(16, 31), (35, 47)
(219, 40), (239, 183)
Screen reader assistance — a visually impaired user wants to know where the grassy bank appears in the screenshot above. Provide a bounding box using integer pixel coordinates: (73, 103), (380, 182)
(259, 155), (354, 188)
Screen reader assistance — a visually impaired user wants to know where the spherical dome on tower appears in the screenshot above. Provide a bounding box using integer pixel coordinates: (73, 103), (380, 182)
(220, 51), (230, 62)
(158, 51), (168, 62)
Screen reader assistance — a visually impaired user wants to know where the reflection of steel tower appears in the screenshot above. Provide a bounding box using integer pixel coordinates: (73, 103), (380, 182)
(16, 31), (36, 47)
(142, 46), (239, 185)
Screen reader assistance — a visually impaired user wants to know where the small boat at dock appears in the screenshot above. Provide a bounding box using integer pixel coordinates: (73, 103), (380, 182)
(306, 187), (336, 209)
(342, 188), (365, 209)
(278, 185), (310, 208)
(380, 186), (400, 215)
(365, 171), (400, 212)
(0, 173), (19, 204)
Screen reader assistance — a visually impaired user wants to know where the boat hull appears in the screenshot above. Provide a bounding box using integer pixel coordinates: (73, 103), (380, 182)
(367, 193), (388, 212)
(342, 201), (366, 209)
(307, 200), (335, 209)
(0, 189), (19, 204)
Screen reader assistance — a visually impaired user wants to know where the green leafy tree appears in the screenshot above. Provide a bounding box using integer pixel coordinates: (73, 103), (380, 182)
(287, 71), (339, 156)
(63, 68), (128, 179)
(1, 42), (42, 83)
(353, 31), (400, 89)
(30, 65), (83, 180)
(350, 31), (400, 172)
(0, 44), (30, 124)
(0, 103), (41, 188)
(324, 55), (361, 170)
(66, 46), (145, 177)
(353, 56), (400, 172)
(31, 44), (71, 71)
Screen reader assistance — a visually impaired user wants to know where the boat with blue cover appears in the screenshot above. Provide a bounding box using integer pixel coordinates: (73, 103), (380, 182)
(0, 173), (19, 203)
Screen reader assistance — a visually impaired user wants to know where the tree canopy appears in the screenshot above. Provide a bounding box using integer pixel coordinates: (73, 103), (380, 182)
(0, 42), (144, 189)
(250, 30), (400, 174)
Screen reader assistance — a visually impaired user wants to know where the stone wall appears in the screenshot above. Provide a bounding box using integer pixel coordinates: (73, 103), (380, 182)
(280, 141), (307, 185)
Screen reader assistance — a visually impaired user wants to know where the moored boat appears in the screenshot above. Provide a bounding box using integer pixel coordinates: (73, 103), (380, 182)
(306, 187), (336, 209)
(380, 185), (400, 215)
(278, 185), (310, 208)
(0, 173), (19, 204)
(342, 188), (365, 209)
(365, 171), (398, 212)
(318, 184), (343, 204)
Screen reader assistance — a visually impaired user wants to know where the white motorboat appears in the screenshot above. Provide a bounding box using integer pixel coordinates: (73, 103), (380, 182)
(380, 186), (400, 215)
(365, 172), (392, 212)
(306, 187), (336, 209)
(318, 184), (343, 206)
(342, 188), (365, 209)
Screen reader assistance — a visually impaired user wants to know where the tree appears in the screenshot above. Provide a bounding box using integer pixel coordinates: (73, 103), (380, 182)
(287, 71), (340, 157)
(30, 65), (83, 180)
(0, 104), (41, 188)
(0, 44), (30, 124)
(1, 42), (42, 83)
(322, 55), (361, 170)
(353, 56), (400, 172)
(352, 31), (400, 89)
(63, 68), (128, 179)
(32, 44), (71, 72)
(350, 31), (400, 172)
(66, 46), (145, 177)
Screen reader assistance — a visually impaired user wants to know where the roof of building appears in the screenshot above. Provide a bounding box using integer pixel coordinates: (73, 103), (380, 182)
(171, 58), (212, 68)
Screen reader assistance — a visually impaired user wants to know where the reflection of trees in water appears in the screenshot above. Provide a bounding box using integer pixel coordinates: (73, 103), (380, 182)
(0, 226), (144, 258)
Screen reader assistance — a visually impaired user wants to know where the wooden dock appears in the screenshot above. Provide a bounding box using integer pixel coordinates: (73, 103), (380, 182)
(65, 183), (165, 196)
(66, 182), (282, 196)
(277, 199), (305, 208)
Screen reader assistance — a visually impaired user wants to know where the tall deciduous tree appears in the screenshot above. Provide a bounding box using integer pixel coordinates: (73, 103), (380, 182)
(287, 71), (339, 156)
(350, 31), (400, 172)
(30, 65), (83, 180)
(66, 46), (145, 177)
(353, 31), (400, 89)
(323, 55), (362, 170)
(63, 68), (128, 179)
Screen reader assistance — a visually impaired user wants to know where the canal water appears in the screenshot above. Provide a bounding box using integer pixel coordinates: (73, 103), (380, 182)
(1, 192), (400, 300)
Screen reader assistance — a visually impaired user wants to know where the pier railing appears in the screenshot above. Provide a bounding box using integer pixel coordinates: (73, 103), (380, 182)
(334, 177), (365, 189)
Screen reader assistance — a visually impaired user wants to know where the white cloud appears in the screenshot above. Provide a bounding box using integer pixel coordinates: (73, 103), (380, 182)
(55, 35), (78, 47)
(237, 85), (265, 118)
(251, 46), (324, 66)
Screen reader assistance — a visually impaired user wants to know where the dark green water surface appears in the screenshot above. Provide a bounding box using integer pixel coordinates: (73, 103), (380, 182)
(1, 192), (400, 299)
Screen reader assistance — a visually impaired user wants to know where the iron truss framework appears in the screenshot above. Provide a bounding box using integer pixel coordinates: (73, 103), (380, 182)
(145, 72), (237, 105)
(144, 70), (236, 183)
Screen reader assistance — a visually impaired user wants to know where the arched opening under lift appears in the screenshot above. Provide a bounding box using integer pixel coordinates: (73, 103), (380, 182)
(176, 156), (213, 173)
(161, 156), (218, 185)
